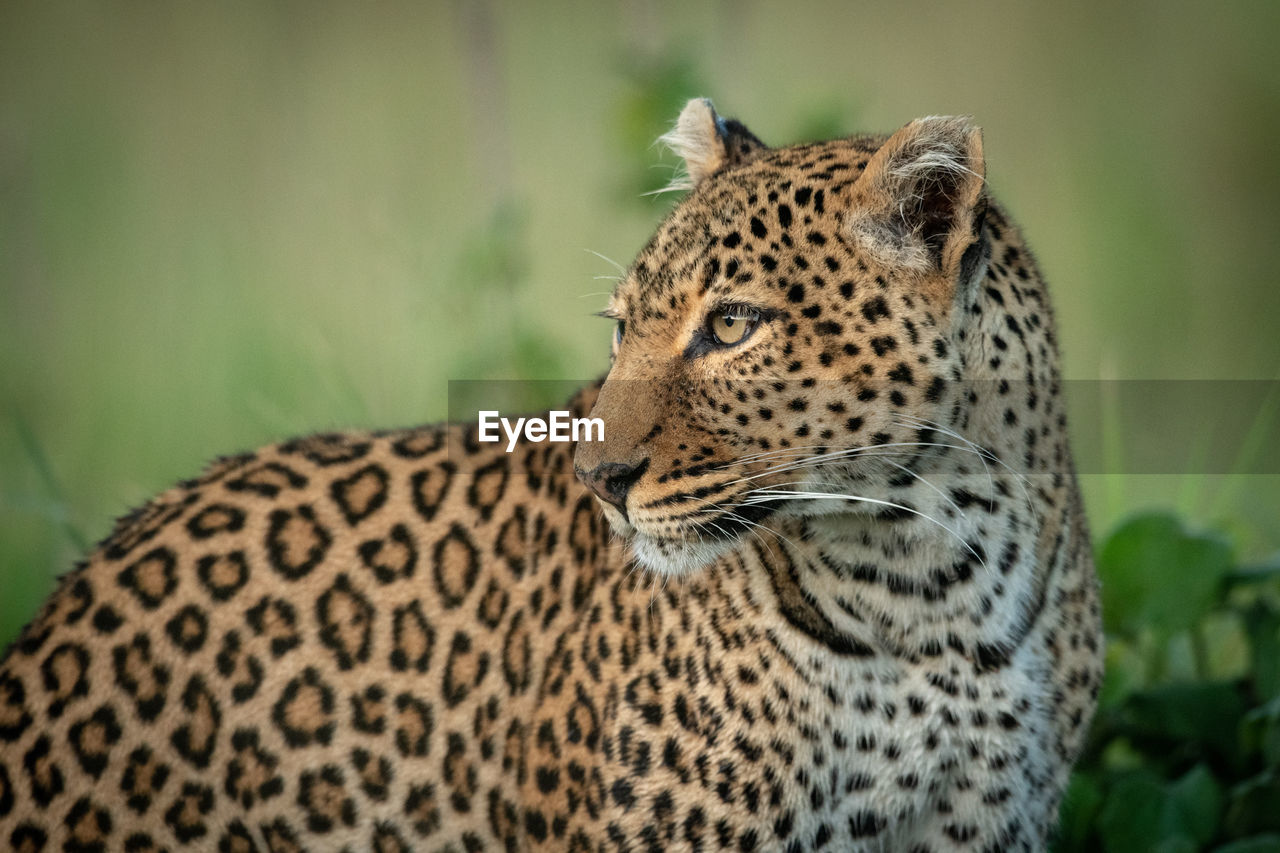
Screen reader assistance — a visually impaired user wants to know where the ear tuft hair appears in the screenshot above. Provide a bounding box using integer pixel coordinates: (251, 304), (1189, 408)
(657, 99), (767, 192)
(848, 116), (987, 281)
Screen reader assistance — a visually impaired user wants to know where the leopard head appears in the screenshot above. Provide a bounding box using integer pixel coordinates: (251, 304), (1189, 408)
(575, 99), (992, 575)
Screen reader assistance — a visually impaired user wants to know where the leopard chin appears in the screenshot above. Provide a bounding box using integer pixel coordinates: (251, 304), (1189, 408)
(596, 501), (743, 576)
(628, 532), (735, 577)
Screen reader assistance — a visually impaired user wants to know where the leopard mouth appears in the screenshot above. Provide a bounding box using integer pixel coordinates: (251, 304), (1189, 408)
(606, 494), (784, 576)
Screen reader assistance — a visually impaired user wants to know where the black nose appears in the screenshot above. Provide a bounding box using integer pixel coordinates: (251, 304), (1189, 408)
(576, 459), (649, 514)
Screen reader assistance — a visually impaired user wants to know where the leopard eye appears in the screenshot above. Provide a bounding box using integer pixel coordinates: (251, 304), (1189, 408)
(708, 307), (760, 346)
(612, 321), (625, 357)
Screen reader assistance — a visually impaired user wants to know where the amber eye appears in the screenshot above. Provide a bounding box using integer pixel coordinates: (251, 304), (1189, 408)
(708, 307), (760, 346)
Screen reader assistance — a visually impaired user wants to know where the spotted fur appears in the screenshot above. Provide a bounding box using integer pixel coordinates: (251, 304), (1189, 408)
(0, 100), (1101, 852)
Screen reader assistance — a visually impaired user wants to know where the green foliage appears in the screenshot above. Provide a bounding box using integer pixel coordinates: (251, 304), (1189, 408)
(1100, 514), (1233, 638)
(614, 52), (709, 200)
(450, 200), (568, 383)
(1055, 512), (1280, 852)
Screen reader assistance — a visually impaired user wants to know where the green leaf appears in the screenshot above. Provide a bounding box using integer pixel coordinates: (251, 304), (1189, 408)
(1213, 835), (1280, 853)
(1225, 554), (1280, 586)
(1168, 764), (1224, 845)
(1099, 513), (1234, 638)
(1157, 835), (1203, 850)
(1121, 682), (1247, 764)
(1099, 766), (1225, 852)
(1055, 772), (1104, 851)
(1153, 838), (1199, 853)
(1242, 601), (1280, 701)
(1201, 610), (1252, 682)
(1100, 637), (1148, 709)
(1240, 697), (1280, 766)
(1224, 771), (1280, 837)
(1099, 771), (1167, 852)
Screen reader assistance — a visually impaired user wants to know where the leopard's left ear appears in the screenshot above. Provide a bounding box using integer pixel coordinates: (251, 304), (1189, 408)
(848, 116), (988, 285)
(661, 98), (767, 189)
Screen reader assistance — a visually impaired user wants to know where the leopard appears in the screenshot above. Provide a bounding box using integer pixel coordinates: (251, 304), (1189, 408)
(0, 99), (1102, 852)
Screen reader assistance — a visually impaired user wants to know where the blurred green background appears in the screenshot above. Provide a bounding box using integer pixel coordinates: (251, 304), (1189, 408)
(2, 3), (1279, 848)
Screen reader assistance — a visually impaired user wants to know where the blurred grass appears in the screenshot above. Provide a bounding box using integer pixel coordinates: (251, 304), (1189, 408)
(1, 0), (1278, 654)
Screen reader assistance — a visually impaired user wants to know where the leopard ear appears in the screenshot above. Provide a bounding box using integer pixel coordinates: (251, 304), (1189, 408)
(847, 116), (987, 283)
(660, 98), (767, 189)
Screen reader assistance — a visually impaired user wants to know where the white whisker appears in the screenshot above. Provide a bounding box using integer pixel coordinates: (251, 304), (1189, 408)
(742, 485), (986, 570)
(879, 458), (963, 515)
(893, 414), (1039, 522)
(674, 493), (803, 555)
(583, 248), (626, 274)
(719, 441), (995, 486)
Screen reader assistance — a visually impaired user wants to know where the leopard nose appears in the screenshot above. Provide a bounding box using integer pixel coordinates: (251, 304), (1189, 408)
(575, 459), (649, 514)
